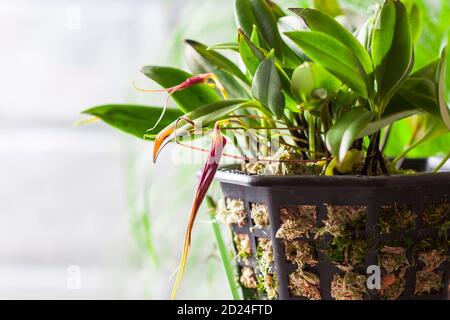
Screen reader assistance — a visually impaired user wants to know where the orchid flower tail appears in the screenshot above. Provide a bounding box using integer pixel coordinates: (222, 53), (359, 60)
(170, 123), (226, 299)
(152, 125), (175, 162)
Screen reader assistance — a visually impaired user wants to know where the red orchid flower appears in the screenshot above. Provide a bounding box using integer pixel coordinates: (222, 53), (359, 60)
(170, 123), (226, 299)
(135, 72), (226, 136)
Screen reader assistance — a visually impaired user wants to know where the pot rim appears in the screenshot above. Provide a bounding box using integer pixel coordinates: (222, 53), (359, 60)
(215, 165), (450, 187)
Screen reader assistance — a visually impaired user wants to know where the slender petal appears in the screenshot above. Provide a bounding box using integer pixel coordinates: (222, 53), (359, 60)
(170, 123), (226, 299)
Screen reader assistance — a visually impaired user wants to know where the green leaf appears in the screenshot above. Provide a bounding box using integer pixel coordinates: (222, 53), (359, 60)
(291, 62), (341, 103)
(372, 0), (413, 109)
(235, 0), (257, 38)
(357, 110), (418, 138)
(313, 0), (343, 17)
(289, 8), (373, 76)
(409, 2), (422, 44)
(208, 42), (239, 52)
(186, 40), (249, 85)
(385, 53), (449, 120)
(252, 56), (285, 119)
(82, 104), (183, 139)
(235, 0), (284, 59)
(286, 31), (369, 98)
(185, 47), (251, 99)
(238, 30), (265, 76)
(141, 66), (220, 113)
(437, 46), (450, 129)
(326, 108), (374, 161)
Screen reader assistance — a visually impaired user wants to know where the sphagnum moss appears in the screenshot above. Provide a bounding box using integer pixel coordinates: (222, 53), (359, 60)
(288, 270), (321, 300)
(217, 198), (247, 227)
(378, 246), (410, 300)
(251, 203), (270, 229)
(331, 272), (367, 300)
(276, 206), (317, 240)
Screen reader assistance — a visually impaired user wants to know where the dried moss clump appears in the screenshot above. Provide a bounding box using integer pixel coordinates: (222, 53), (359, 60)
(233, 233), (251, 261)
(379, 204), (416, 235)
(331, 272), (367, 300)
(243, 147), (324, 176)
(378, 246), (410, 300)
(256, 239), (278, 299)
(318, 205), (366, 238)
(251, 203), (270, 228)
(288, 270), (321, 300)
(284, 240), (318, 268)
(415, 270), (444, 295)
(240, 267), (258, 289)
(422, 201), (450, 226)
(217, 198), (247, 227)
(414, 248), (447, 295)
(276, 206), (317, 240)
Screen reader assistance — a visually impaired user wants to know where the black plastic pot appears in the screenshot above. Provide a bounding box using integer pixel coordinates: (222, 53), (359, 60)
(215, 168), (450, 300)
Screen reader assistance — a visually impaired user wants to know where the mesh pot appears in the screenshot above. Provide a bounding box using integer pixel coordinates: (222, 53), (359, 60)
(215, 168), (450, 300)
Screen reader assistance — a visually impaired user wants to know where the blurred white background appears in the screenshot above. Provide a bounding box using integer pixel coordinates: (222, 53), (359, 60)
(0, 0), (236, 299)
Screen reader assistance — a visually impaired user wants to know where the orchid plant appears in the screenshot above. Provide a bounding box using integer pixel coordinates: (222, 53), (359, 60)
(82, 0), (449, 297)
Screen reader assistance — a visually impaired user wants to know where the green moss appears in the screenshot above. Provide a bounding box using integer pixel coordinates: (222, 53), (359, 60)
(323, 235), (367, 269)
(379, 204), (416, 235)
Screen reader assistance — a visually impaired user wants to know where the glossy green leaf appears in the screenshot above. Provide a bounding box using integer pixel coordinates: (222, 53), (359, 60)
(286, 31), (369, 98)
(357, 110), (418, 138)
(235, 0), (284, 59)
(186, 40), (249, 85)
(372, 0), (413, 109)
(409, 2), (423, 44)
(266, 0), (285, 19)
(82, 104), (183, 139)
(313, 0), (343, 17)
(385, 52), (449, 120)
(326, 107), (374, 161)
(238, 30), (265, 76)
(235, 0), (257, 38)
(252, 56), (285, 119)
(185, 46), (251, 99)
(290, 8), (373, 76)
(437, 46), (450, 129)
(141, 66), (220, 113)
(208, 42), (239, 52)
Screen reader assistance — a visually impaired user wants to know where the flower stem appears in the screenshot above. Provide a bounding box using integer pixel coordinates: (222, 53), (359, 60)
(206, 196), (241, 300)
